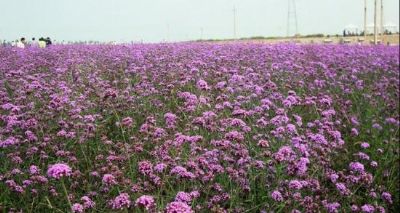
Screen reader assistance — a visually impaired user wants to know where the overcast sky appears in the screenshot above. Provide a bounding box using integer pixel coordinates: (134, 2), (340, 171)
(0, 0), (399, 42)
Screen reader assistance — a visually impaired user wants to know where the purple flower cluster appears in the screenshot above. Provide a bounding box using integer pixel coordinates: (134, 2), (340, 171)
(170, 166), (196, 179)
(0, 43), (398, 212)
(349, 162), (365, 173)
(47, 163), (72, 180)
(165, 201), (193, 213)
(135, 195), (155, 210)
(110, 193), (131, 210)
(271, 190), (283, 202)
(102, 174), (117, 186)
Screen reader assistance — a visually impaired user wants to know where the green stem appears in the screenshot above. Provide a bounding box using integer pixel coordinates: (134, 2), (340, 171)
(61, 179), (73, 212)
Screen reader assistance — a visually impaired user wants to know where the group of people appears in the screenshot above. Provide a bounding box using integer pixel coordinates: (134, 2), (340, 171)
(10, 37), (52, 48)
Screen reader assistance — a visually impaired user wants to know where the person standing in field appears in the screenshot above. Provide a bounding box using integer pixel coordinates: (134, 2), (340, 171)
(16, 37), (26, 48)
(31, 37), (39, 48)
(45, 37), (52, 46)
(38, 37), (47, 48)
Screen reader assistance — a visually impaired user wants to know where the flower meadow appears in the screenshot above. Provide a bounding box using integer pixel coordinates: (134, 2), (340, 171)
(0, 43), (399, 212)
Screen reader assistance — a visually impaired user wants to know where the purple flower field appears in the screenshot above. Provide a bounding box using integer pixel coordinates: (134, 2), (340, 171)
(0, 43), (399, 212)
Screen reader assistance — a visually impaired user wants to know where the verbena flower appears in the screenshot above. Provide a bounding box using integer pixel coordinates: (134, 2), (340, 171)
(271, 190), (283, 202)
(324, 202), (340, 213)
(165, 201), (193, 213)
(29, 165), (40, 175)
(360, 142), (370, 149)
(102, 174), (117, 186)
(288, 180), (303, 190)
(335, 183), (349, 196)
(361, 204), (375, 213)
(47, 163), (72, 179)
(349, 162), (365, 173)
(81, 196), (95, 209)
(135, 195), (155, 210)
(72, 203), (84, 213)
(381, 192), (392, 204)
(121, 117), (133, 127)
(175, 191), (192, 203)
(110, 193), (131, 210)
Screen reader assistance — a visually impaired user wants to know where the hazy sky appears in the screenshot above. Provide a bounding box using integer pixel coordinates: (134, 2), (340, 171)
(0, 0), (399, 42)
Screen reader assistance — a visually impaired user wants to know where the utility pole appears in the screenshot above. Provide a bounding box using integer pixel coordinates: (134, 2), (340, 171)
(374, 0), (378, 44)
(233, 6), (237, 39)
(380, 0), (384, 42)
(364, 0), (367, 41)
(287, 0), (298, 37)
